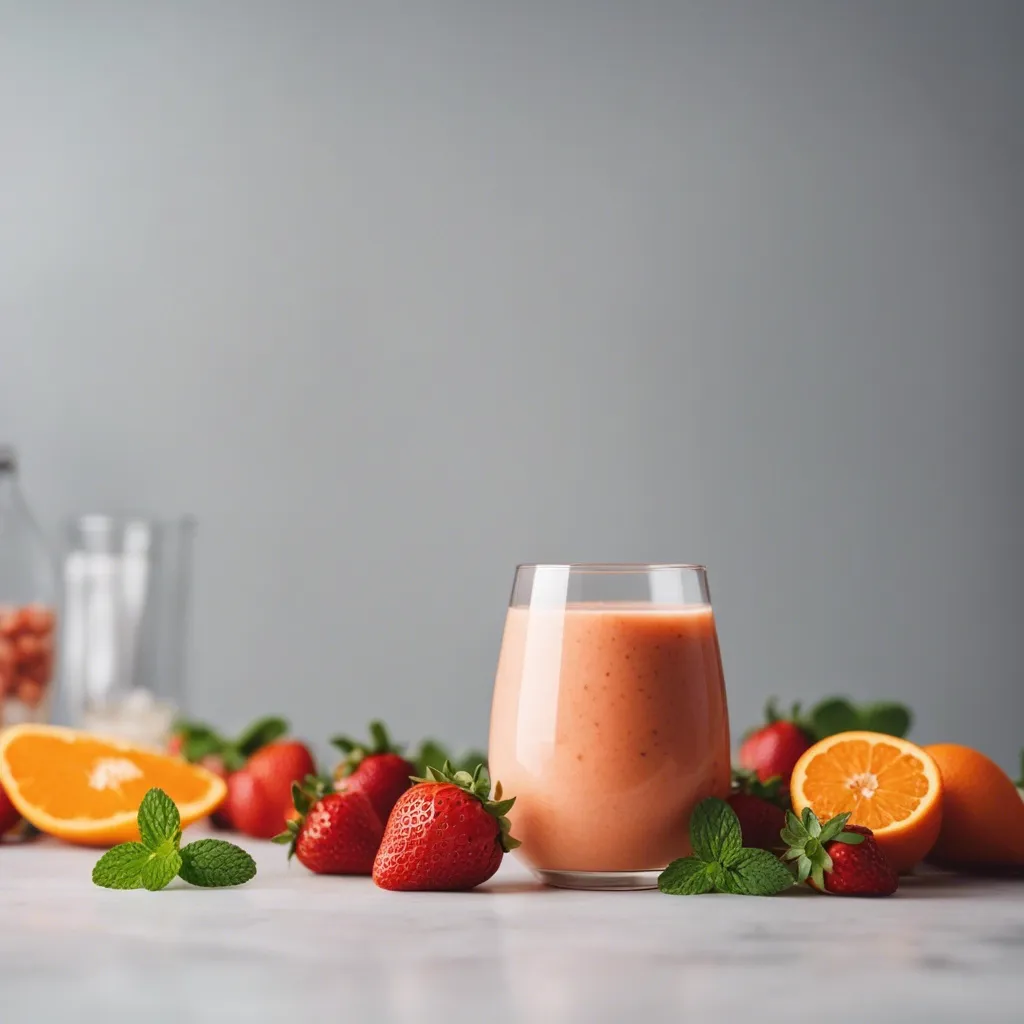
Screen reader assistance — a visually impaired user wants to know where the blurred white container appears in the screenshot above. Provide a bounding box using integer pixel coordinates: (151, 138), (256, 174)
(62, 515), (196, 748)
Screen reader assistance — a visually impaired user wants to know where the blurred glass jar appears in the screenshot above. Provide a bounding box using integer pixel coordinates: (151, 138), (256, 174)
(0, 445), (59, 732)
(61, 515), (196, 749)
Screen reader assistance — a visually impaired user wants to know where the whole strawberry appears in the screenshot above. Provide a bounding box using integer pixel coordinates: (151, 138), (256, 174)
(169, 715), (309, 834)
(738, 701), (813, 783)
(727, 769), (788, 850)
(275, 776), (383, 874)
(331, 721), (416, 823)
(245, 740), (317, 820)
(373, 763), (519, 891)
(783, 808), (898, 896)
(219, 771), (281, 839)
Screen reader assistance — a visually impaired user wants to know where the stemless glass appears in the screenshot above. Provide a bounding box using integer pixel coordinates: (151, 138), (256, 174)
(60, 515), (196, 747)
(489, 564), (731, 890)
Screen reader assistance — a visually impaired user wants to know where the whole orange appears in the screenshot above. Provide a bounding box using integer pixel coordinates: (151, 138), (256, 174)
(924, 744), (1024, 868)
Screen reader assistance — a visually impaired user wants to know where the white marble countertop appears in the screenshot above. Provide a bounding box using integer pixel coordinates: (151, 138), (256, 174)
(2, 830), (1022, 1023)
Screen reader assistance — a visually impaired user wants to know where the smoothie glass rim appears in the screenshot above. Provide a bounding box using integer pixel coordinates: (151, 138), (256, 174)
(515, 562), (707, 573)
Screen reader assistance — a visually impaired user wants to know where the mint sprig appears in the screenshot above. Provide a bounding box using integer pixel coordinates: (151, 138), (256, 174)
(659, 797), (794, 897)
(92, 788), (257, 891)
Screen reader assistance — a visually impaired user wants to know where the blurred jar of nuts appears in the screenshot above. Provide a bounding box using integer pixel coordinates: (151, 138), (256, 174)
(0, 446), (58, 733)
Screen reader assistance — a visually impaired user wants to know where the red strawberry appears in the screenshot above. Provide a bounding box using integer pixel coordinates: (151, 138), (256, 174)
(728, 793), (786, 850)
(373, 763), (519, 891)
(170, 715), (290, 772)
(783, 808), (898, 896)
(168, 715), (311, 835)
(727, 767), (789, 849)
(0, 780), (21, 836)
(738, 701), (812, 783)
(275, 777), (383, 874)
(219, 770), (282, 839)
(331, 721), (416, 823)
(241, 740), (317, 833)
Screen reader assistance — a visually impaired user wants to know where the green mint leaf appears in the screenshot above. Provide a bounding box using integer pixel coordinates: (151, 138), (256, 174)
(689, 798), (742, 864)
(235, 716), (289, 757)
(659, 857), (713, 895)
(817, 812), (852, 843)
(92, 842), (152, 889)
(140, 842), (182, 891)
(860, 702), (911, 738)
(136, 788), (181, 850)
(808, 697), (860, 740)
(727, 848), (794, 896)
(714, 863), (746, 894)
(179, 839), (257, 888)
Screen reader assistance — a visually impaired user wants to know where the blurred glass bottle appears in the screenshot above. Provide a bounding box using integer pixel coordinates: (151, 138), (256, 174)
(61, 515), (196, 749)
(0, 445), (58, 732)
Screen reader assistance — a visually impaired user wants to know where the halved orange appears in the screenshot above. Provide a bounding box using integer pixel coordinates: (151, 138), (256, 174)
(790, 731), (943, 873)
(0, 724), (227, 846)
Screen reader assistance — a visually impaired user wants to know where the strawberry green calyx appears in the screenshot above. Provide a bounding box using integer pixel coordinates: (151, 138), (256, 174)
(1016, 749), (1024, 791)
(731, 766), (789, 809)
(173, 715), (289, 772)
(413, 761), (521, 853)
(781, 807), (865, 890)
(330, 720), (405, 778)
(765, 698), (801, 727)
(741, 699), (801, 741)
(272, 774), (334, 859)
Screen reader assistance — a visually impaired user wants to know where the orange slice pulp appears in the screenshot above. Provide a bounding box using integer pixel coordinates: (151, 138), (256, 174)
(790, 730), (943, 873)
(0, 724), (227, 846)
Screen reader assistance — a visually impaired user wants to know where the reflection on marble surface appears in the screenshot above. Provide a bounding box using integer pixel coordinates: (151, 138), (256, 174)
(1, 832), (1022, 1023)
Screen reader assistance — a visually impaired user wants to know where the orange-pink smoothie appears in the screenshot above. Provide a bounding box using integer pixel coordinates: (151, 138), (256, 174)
(489, 602), (730, 872)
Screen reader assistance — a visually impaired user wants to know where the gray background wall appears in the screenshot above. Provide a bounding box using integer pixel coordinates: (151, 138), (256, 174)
(1, 1), (1022, 770)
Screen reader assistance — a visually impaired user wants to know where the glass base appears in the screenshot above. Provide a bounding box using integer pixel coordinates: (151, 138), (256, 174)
(535, 868), (662, 891)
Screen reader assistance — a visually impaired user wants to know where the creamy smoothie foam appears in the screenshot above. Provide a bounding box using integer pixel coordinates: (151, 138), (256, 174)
(490, 601), (730, 874)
